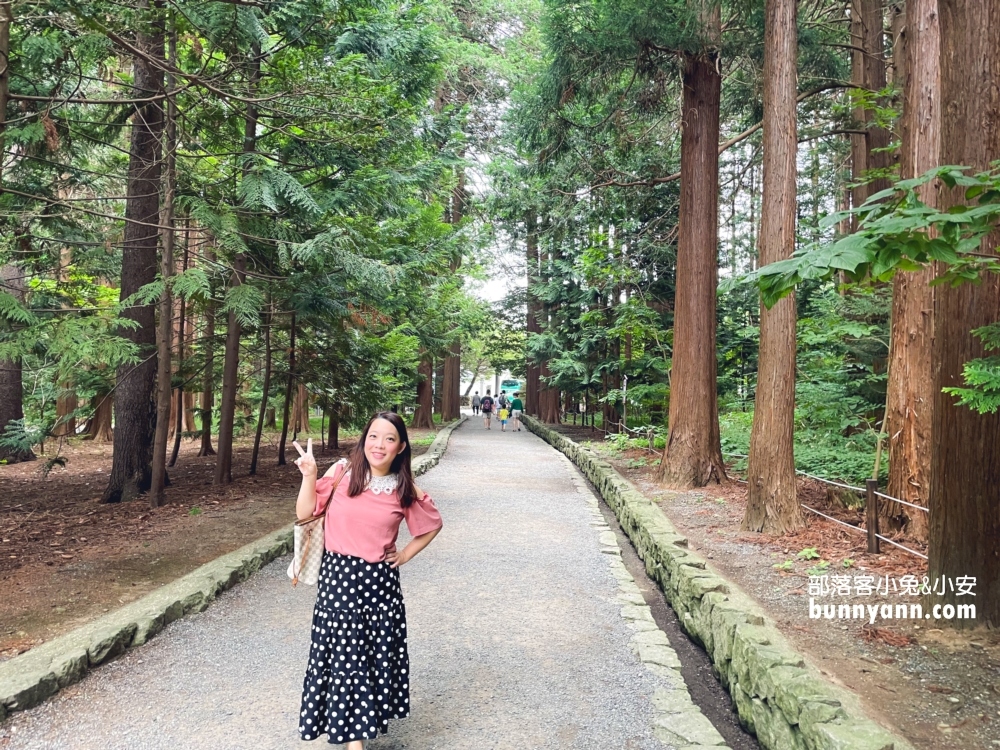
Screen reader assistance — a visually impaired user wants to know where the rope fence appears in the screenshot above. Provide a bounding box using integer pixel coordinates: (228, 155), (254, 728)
(563, 414), (929, 561)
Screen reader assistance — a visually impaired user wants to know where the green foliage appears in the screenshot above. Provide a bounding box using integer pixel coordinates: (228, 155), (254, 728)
(806, 561), (831, 577)
(942, 324), (1000, 413)
(797, 547), (821, 560)
(755, 165), (1000, 307)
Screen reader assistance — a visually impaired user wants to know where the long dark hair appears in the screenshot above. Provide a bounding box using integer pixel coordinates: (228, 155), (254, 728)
(347, 411), (418, 507)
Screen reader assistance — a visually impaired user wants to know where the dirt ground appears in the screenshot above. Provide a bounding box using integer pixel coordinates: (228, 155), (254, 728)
(0, 427), (437, 661)
(554, 425), (1000, 750)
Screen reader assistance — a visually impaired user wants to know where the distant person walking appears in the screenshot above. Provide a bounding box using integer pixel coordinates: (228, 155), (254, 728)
(498, 405), (509, 432)
(471, 391), (481, 416)
(292, 412), (442, 749)
(510, 392), (524, 431)
(480, 390), (494, 430)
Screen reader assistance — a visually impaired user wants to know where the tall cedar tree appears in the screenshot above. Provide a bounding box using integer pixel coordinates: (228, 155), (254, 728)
(885, 0), (938, 540)
(927, 0), (1000, 628)
(0, 3), (33, 464)
(525, 210), (541, 416)
(658, 4), (727, 487)
(743, 0), (803, 533)
(102, 1), (165, 503)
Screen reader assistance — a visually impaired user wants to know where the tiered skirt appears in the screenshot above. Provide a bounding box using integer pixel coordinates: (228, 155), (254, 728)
(299, 552), (410, 744)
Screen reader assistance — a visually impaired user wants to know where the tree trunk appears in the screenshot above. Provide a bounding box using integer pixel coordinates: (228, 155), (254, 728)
(539, 225), (561, 425)
(102, 1), (164, 503)
(249, 299), (272, 475)
(277, 312), (295, 465)
(0, 6), (33, 464)
(169, 220), (190, 467)
(331, 409), (340, 449)
(53, 388), (77, 438)
(441, 168), (465, 422)
(659, 50), (727, 488)
(849, 8), (868, 224)
(884, 0), (937, 539)
(0, 265), (34, 462)
(525, 211), (541, 417)
(213, 254), (245, 484)
(926, 0), (1000, 628)
(412, 354), (435, 429)
(86, 391), (114, 442)
(859, 0), (893, 196)
(150, 24), (177, 507)
(442, 341), (461, 421)
(433, 360), (445, 417)
(295, 383), (309, 435)
(198, 268), (217, 457)
(743, 0), (803, 534)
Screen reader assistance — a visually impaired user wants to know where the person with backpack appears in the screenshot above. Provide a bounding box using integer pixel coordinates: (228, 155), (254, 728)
(471, 391), (481, 416)
(497, 390), (508, 411)
(480, 390), (494, 429)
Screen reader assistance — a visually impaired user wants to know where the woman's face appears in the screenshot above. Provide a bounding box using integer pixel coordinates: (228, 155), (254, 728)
(364, 418), (406, 475)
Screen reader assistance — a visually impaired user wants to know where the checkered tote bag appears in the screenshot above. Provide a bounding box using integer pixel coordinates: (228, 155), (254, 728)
(287, 470), (345, 587)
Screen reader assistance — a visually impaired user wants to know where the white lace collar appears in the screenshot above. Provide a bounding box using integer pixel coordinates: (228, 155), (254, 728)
(366, 473), (399, 495)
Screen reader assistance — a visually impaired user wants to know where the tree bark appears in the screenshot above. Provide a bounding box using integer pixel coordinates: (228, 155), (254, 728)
(213, 254), (245, 484)
(442, 341), (461, 421)
(849, 8), (868, 225)
(744, 0), (803, 534)
(277, 311), (295, 465)
(0, 265), (34, 462)
(85, 391), (114, 442)
(859, 0), (893, 196)
(0, 4), (33, 464)
(150, 23), (177, 507)
(197, 257), (217, 457)
(525, 210), (541, 417)
(249, 299), (272, 475)
(168, 219), (190, 467)
(539, 224), (561, 424)
(53, 388), (76, 437)
(327, 404), (339, 449)
(433, 360), (445, 417)
(926, 0), (1000, 628)
(294, 383), (309, 435)
(658, 49), (727, 488)
(441, 168), (465, 422)
(884, 0), (938, 539)
(411, 354), (435, 429)
(103, 0), (164, 503)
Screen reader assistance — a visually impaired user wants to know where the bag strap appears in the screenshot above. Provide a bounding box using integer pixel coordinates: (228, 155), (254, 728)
(291, 465), (348, 587)
(302, 461), (349, 524)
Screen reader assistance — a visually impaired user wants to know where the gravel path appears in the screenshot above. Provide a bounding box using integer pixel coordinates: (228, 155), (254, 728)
(1, 419), (685, 749)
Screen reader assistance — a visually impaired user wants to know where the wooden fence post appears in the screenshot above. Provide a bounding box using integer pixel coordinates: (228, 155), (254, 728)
(866, 479), (880, 553)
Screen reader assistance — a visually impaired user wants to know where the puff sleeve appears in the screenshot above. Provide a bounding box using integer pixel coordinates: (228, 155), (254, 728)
(403, 489), (443, 537)
(313, 460), (349, 517)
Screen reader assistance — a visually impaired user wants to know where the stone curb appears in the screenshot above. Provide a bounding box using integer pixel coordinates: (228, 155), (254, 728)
(558, 453), (730, 749)
(0, 416), (466, 723)
(522, 416), (912, 750)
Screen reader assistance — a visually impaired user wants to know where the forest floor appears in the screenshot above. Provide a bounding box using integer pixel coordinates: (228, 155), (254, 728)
(553, 424), (1000, 750)
(0, 426), (438, 661)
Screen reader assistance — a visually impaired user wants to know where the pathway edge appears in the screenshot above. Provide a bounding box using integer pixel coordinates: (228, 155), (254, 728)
(0, 415), (467, 722)
(522, 416), (912, 750)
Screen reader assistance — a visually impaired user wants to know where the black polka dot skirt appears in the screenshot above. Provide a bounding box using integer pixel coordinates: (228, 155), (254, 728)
(299, 551), (410, 744)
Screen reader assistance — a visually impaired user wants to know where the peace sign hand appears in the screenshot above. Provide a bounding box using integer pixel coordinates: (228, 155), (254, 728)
(292, 439), (317, 478)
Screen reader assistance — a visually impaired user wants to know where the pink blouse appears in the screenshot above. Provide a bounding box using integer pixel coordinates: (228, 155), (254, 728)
(313, 461), (443, 563)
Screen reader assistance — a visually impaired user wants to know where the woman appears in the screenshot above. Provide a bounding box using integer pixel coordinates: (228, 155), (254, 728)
(292, 411), (442, 748)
